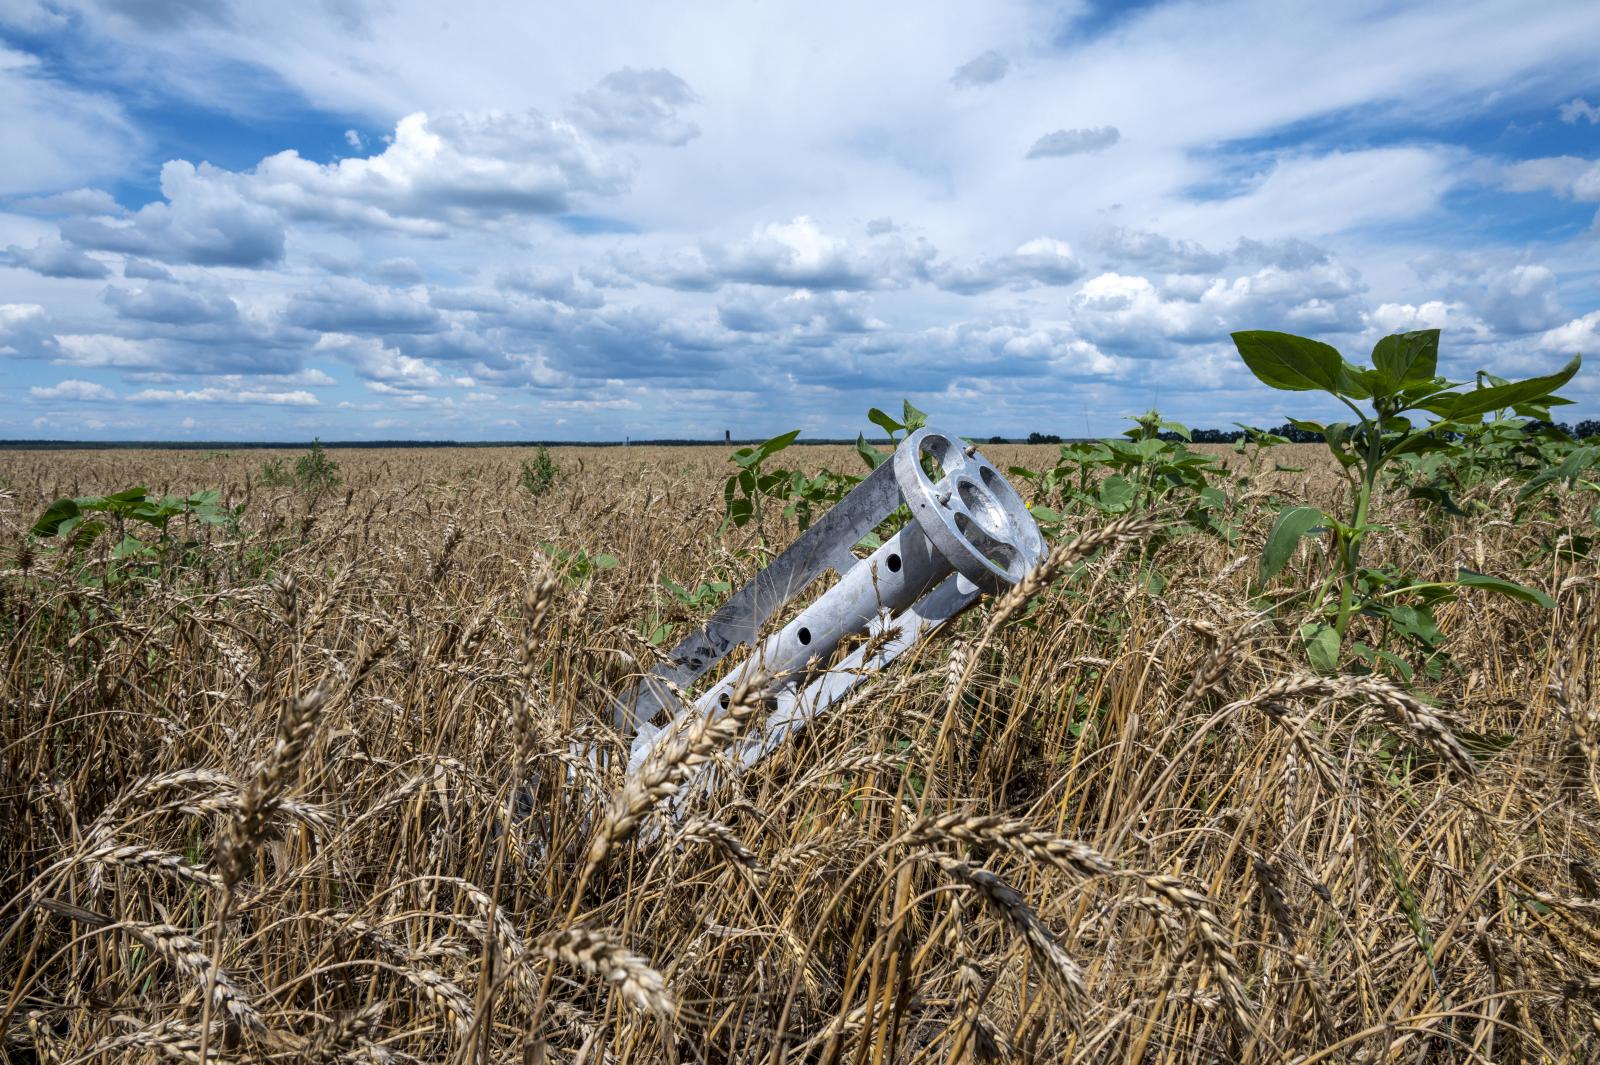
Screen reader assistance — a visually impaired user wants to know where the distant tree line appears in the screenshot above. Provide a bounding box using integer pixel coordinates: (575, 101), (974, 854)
(1535, 420), (1600, 439)
(1013, 420), (1600, 445)
(1173, 425), (1326, 443)
(1155, 421), (1600, 444)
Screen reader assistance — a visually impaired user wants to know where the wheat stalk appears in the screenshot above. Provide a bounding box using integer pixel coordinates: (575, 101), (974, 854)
(1135, 872), (1254, 1033)
(983, 513), (1167, 637)
(298, 1003), (388, 1065)
(397, 965), (475, 1038)
(1226, 672), (1477, 778)
(216, 687), (329, 889)
(674, 815), (767, 880)
(903, 812), (1116, 879)
(117, 921), (264, 1032)
(81, 843), (225, 892)
(584, 670), (771, 876)
(923, 853), (1086, 1001)
(538, 926), (674, 1015)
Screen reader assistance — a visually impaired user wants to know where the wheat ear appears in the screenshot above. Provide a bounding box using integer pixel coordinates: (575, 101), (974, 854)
(584, 670), (770, 876)
(538, 925), (674, 1015)
(923, 853), (1086, 1001)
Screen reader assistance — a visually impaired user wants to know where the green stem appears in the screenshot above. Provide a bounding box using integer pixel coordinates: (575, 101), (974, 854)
(1335, 421), (1385, 638)
(1369, 581), (1455, 600)
(1308, 545), (1342, 619)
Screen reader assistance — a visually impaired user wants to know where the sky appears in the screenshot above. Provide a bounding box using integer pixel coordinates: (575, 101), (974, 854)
(1, 0), (1598, 442)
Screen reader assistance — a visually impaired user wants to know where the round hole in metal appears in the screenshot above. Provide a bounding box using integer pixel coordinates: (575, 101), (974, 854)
(919, 433), (954, 482)
(980, 462), (1028, 513)
(953, 510), (1021, 576)
(957, 477), (1008, 540)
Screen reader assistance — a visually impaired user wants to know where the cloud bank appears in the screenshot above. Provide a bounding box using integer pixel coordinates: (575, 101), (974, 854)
(1, 0), (1597, 440)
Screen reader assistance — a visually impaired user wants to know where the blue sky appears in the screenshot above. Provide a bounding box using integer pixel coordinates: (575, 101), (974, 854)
(1, 0), (1597, 441)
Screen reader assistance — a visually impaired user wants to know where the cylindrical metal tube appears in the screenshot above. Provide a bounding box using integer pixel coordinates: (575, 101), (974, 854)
(617, 424), (1049, 797)
(692, 519), (953, 716)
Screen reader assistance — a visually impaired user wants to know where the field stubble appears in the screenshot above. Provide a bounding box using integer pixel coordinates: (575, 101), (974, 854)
(1, 443), (1597, 1062)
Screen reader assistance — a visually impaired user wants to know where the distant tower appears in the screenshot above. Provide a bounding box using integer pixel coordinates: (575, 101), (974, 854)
(725, 429), (731, 444)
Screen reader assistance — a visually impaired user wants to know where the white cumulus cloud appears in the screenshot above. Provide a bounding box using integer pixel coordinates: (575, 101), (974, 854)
(628, 216), (937, 292)
(1541, 311), (1600, 355)
(128, 387), (319, 405)
(1559, 98), (1600, 124)
(236, 110), (628, 232)
(1026, 126), (1121, 158)
(30, 378), (114, 400)
(929, 237), (1082, 294)
(567, 68), (701, 146)
(950, 50), (1009, 88)
(5, 236), (109, 278)
(314, 333), (450, 391)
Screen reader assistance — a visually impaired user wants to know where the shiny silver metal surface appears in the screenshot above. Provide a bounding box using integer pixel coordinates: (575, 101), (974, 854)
(617, 425), (1046, 804)
(894, 426), (1047, 594)
(611, 456), (903, 733)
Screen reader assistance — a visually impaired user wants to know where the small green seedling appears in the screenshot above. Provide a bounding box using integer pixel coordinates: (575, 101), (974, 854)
(32, 486), (241, 583)
(521, 447), (559, 497)
(1233, 327), (1578, 671)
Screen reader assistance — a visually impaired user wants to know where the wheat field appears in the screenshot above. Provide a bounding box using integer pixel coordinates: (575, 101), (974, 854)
(2, 444), (1597, 1063)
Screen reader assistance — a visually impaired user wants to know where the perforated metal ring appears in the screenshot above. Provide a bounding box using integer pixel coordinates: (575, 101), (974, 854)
(894, 427), (1046, 594)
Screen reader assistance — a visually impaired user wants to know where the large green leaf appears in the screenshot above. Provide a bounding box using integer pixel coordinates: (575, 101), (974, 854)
(65, 518), (105, 544)
(1385, 430), (1452, 461)
(731, 429), (801, 468)
(1349, 639), (1415, 682)
(901, 399), (928, 431)
(1454, 569), (1554, 609)
(867, 408), (903, 436)
(1261, 505), (1325, 581)
(1286, 417), (1326, 438)
(855, 432), (888, 471)
(1098, 475), (1134, 510)
(110, 535), (155, 560)
(755, 429), (801, 461)
(1027, 504), (1062, 525)
(1443, 357), (1581, 422)
(1385, 603), (1444, 648)
(1406, 482), (1465, 516)
(1231, 330), (1348, 393)
(1156, 418), (1191, 441)
(1517, 464), (1563, 502)
(31, 497), (81, 537)
(1371, 330), (1439, 391)
(1338, 366), (1381, 401)
(1300, 621), (1341, 673)
(1321, 421), (1362, 468)
(1513, 442), (1594, 503)
(1556, 444), (1600, 482)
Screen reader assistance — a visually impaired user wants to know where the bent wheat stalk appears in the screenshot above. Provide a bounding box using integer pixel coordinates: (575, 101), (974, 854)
(583, 670), (772, 879)
(538, 925), (674, 1015)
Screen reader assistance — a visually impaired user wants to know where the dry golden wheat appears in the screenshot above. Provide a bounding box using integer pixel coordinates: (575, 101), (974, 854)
(1, 443), (1594, 1062)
